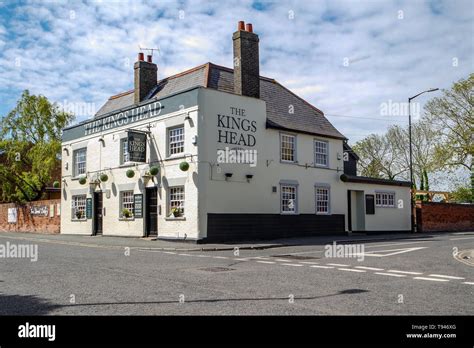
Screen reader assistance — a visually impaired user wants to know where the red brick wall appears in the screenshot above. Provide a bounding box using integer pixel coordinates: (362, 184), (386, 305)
(417, 202), (474, 232)
(0, 199), (60, 234)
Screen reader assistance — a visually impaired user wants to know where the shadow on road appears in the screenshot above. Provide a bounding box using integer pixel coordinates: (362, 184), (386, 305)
(0, 293), (62, 315)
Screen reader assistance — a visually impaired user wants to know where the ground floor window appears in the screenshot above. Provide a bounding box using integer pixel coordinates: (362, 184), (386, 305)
(375, 192), (395, 207)
(71, 195), (86, 220)
(281, 184), (297, 214)
(169, 186), (185, 216)
(315, 186), (330, 214)
(120, 191), (135, 218)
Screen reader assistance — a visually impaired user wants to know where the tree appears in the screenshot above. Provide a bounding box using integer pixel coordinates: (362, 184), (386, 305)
(451, 186), (472, 203)
(0, 90), (74, 203)
(424, 74), (474, 201)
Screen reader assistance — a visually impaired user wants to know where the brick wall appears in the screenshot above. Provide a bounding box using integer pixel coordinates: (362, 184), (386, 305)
(417, 202), (474, 233)
(0, 199), (60, 234)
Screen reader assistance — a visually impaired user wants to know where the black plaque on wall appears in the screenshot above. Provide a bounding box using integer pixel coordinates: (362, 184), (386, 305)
(86, 198), (93, 219)
(128, 131), (147, 162)
(365, 195), (375, 215)
(134, 194), (143, 218)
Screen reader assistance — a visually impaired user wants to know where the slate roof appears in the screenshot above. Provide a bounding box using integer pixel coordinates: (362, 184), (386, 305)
(95, 63), (346, 140)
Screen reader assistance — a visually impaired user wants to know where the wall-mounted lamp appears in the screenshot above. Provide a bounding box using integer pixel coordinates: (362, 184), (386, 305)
(98, 137), (105, 147)
(63, 148), (69, 156)
(184, 115), (191, 121)
(245, 174), (253, 182)
(225, 173), (233, 181)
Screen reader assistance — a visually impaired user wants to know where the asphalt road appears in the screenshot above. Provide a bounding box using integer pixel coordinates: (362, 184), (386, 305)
(0, 231), (473, 315)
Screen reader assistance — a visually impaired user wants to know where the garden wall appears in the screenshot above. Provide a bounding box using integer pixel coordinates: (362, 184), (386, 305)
(417, 202), (473, 232)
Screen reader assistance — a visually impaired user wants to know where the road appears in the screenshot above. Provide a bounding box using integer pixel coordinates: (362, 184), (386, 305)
(0, 231), (473, 315)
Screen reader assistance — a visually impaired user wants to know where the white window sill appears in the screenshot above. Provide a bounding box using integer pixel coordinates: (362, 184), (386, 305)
(165, 216), (186, 221)
(119, 217), (135, 221)
(165, 154), (186, 161)
(71, 218), (87, 222)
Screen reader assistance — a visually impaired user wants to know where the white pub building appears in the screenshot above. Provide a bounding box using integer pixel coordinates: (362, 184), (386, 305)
(60, 21), (411, 242)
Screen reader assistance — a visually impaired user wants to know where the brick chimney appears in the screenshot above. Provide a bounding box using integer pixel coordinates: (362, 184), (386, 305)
(233, 21), (260, 98)
(134, 53), (157, 104)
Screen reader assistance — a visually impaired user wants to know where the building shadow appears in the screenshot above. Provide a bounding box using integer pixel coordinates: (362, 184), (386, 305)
(0, 293), (62, 315)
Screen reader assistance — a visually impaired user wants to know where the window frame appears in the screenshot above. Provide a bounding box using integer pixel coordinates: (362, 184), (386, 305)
(167, 125), (185, 156)
(314, 139), (329, 168)
(71, 194), (87, 221)
(280, 133), (297, 163)
(375, 191), (395, 208)
(168, 186), (185, 216)
(315, 185), (330, 215)
(119, 190), (135, 218)
(73, 148), (87, 177)
(280, 184), (298, 214)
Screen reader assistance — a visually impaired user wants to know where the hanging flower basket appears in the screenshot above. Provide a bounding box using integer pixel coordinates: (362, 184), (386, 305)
(126, 169), (135, 178)
(78, 176), (87, 185)
(122, 208), (132, 219)
(100, 173), (108, 182)
(53, 181), (60, 188)
(149, 166), (159, 176)
(179, 161), (189, 172)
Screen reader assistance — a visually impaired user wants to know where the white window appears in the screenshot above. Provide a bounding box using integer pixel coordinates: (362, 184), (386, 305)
(73, 148), (87, 177)
(281, 185), (297, 213)
(280, 133), (296, 162)
(169, 186), (185, 215)
(315, 186), (330, 214)
(121, 138), (130, 164)
(375, 192), (395, 207)
(168, 126), (184, 155)
(71, 195), (86, 220)
(314, 140), (328, 167)
(120, 191), (134, 217)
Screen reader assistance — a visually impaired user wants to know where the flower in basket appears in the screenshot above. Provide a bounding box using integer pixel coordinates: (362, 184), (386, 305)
(122, 208), (133, 218)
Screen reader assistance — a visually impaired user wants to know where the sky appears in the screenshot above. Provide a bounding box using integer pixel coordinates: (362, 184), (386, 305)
(0, 1), (472, 154)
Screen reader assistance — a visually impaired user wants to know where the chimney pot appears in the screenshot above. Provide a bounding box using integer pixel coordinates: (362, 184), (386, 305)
(238, 21), (245, 31)
(138, 52), (144, 61)
(147, 55), (152, 63)
(245, 23), (253, 32)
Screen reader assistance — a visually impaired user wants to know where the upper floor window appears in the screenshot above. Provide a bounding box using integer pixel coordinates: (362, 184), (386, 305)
(375, 192), (395, 208)
(168, 126), (184, 156)
(280, 133), (296, 162)
(73, 148), (87, 177)
(315, 186), (330, 214)
(314, 140), (328, 167)
(281, 184), (297, 214)
(120, 138), (130, 164)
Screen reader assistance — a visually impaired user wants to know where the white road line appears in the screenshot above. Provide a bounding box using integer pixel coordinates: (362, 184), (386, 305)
(355, 266), (384, 271)
(257, 261), (276, 264)
(274, 259), (292, 262)
(463, 282), (474, 285)
(326, 263), (349, 267)
(234, 258), (249, 261)
(413, 277), (449, 282)
(428, 274), (465, 280)
(449, 236), (474, 240)
(196, 255), (209, 258)
(374, 272), (406, 278)
(163, 251), (177, 254)
(254, 257), (271, 260)
(310, 265), (334, 269)
(212, 256), (229, 259)
(299, 261), (319, 265)
(281, 263), (303, 267)
(178, 253), (193, 256)
(338, 268), (366, 273)
(388, 270), (423, 275)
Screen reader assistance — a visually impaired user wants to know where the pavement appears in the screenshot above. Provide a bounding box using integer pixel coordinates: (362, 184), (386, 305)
(0, 230), (473, 315)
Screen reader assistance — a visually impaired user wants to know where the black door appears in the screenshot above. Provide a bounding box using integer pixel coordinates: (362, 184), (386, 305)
(94, 192), (103, 235)
(146, 187), (158, 237)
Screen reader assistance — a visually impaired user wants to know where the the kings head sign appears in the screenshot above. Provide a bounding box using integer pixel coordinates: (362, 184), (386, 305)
(127, 131), (147, 162)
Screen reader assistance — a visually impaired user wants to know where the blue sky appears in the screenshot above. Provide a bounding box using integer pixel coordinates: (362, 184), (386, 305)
(0, 0), (472, 145)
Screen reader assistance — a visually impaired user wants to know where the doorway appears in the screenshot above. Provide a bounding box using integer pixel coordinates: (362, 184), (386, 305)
(94, 192), (103, 235)
(347, 190), (365, 232)
(145, 187), (158, 237)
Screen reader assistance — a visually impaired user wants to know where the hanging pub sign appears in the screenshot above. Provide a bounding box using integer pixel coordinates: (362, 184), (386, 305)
(128, 131), (147, 162)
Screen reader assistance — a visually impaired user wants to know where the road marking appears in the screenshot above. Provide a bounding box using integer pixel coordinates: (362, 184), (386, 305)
(374, 272), (406, 277)
(257, 261), (276, 264)
(178, 253), (194, 256)
(298, 261), (319, 265)
(355, 266), (384, 271)
(326, 263), (349, 267)
(388, 270), (423, 275)
(363, 247), (427, 257)
(428, 274), (465, 280)
(310, 265), (334, 269)
(449, 236), (474, 240)
(274, 259), (292, 262)
(212, 256), (229, 259)
(254, 257), (271, 260)
(463, 282), (474, 285)
(413, 277), (450, 282)
(281, 263), (303, 267)
(338, 268), (366, 273)
(163, 251), (177, 254)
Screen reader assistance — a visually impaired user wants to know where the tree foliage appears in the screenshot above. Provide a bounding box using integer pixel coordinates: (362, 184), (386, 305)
(0, 90), (74, 203)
